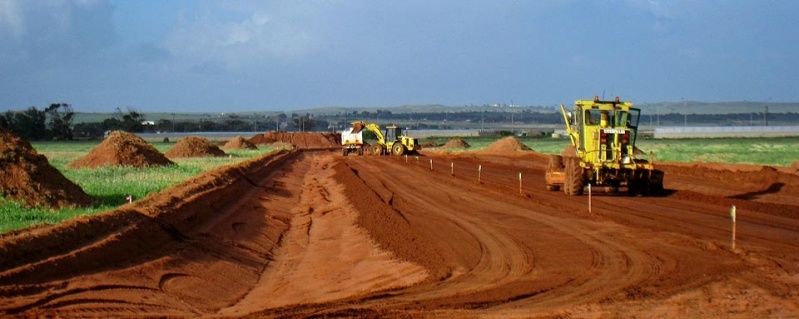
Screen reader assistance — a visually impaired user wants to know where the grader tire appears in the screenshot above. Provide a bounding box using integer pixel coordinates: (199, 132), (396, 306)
(564, 157), (584, 196)
(649, 170), (665, 195)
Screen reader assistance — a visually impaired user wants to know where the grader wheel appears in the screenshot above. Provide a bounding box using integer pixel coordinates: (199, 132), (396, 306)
(564, 157), (584, 196)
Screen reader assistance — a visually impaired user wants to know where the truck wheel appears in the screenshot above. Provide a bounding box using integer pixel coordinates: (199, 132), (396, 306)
(392, 143), (406, 156)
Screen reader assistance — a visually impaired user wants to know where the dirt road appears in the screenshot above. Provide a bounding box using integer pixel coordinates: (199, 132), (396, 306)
(1, 150), (798, 318)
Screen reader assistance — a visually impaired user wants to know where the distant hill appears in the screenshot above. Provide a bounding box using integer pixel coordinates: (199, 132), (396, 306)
(71, 100), (797, 124)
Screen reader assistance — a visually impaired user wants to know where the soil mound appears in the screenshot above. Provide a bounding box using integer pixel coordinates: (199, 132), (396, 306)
(69, 131), (174, 169)
(421, 141), (439, 148)
(249, 131), (341, 149)
(0, 128), (92, 209)
(223, 136), (258, 150)
(441, 139), (470, 149)
(480, 136), (533, 154)
(165, 136), (227, 158)
(791, 160), (799, 173)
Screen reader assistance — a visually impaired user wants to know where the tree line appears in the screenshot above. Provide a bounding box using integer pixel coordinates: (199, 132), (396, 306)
(0, 103), (76, 140)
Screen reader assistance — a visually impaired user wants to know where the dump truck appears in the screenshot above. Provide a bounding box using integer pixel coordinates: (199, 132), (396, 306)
(341, 122), (366, 156)
(546, 96), (664, 196)
(345, 121), (420, 156)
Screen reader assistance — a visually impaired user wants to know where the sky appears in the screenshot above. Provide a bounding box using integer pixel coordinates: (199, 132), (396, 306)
(0, 0), (797, 113)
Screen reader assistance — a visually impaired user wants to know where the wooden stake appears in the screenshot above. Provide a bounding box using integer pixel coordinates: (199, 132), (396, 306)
(478, 164), (482, 183)
(450, 162), (454, 176)
(731, 205), (737, 250)
(405, 154), (408, 163)
(518, 172), (523, 195)
(588, 184), (592, 213)
(430, 159), (433, 171)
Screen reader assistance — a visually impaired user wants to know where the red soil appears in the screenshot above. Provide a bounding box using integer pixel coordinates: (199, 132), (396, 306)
(441, 138), (470, 149)
(165, 136), (226, 158)
(222, 136), (258, 150)
(478, 136), (533, 154)
(0, 128), (92, 209)
(70, 131), (174, 169)
(1, 148), (798, 318)
(249, 131), (340, 149)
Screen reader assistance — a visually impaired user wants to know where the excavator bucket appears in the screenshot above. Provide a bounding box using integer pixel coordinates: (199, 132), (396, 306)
(351, 121), (365, 134)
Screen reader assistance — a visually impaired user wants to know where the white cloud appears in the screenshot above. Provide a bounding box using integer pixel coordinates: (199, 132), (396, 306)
(162, 2), (324, 70)
(0, 0), (24, 36)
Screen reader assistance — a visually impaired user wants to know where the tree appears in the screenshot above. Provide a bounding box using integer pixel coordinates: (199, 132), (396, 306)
(116, 107), (146, 132)
(45, 103), (75, 140)
(4, 107), (48, 140)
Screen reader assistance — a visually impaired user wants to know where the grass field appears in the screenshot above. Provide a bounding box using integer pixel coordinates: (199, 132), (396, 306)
(1, 136), (797, 233)
(0, 141), (274, 233)
(424, 136), (799, 167)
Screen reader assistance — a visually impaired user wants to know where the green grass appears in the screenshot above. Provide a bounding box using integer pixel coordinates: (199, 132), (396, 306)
(423, 136), (799, 167)
(0, 141), (274, 233)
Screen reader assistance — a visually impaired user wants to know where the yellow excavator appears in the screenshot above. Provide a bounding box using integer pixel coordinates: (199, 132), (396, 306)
(342, 121), (420, 156)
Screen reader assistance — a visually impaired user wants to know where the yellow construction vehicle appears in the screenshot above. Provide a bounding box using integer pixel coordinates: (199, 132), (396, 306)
(546, 96), (664, 196)
(344, 121), (420, 156)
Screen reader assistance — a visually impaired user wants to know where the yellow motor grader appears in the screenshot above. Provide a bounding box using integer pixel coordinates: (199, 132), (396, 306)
(546, 96), (664, 196)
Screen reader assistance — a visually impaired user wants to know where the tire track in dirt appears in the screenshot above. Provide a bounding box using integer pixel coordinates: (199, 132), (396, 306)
(327, 156), (693, 317)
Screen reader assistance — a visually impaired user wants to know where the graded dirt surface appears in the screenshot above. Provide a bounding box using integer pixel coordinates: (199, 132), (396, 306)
(1, 149), (798, 318)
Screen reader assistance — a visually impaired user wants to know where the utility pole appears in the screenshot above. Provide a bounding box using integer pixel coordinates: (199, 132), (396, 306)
(765, 106), (769, 126)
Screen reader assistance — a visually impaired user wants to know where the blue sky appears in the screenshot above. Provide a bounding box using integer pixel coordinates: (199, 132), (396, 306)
(0, 0), (797, 113)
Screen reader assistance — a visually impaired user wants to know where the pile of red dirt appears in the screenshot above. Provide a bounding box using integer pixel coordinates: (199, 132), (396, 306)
(222, 136), (258, 150)
(479, 136), (533, 154)
(69, 131), (174, 169)
(441, 139), (470, 149)
(249, 131), (341, 149)
(791, 160), (799, 173)
(165, 136), (227, 158)
(421, 141), (439, 148)
(0, 128), (92, 209)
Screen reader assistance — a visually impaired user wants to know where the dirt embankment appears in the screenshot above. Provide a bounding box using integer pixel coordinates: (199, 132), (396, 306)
(70, 130), (173, 169)
(0, 150), (298, 316)
(249, 131), (340, 149)
(0, 128), (92, 209)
